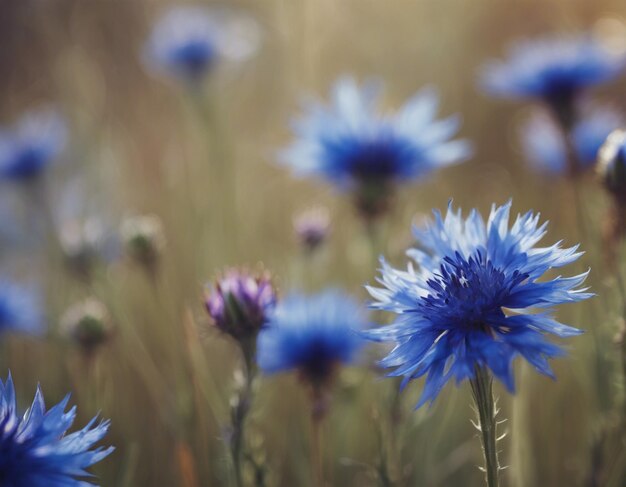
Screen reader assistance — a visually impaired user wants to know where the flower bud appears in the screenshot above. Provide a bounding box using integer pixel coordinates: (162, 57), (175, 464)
(59, 218), (107, 279)
(60, 298), (113, 352)
(120, 214), (166, 273)
(204, 269), (276, 342)
(293, 207), (331, 252)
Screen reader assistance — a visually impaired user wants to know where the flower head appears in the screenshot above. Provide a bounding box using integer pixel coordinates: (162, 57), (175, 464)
(120, 214), (166, 273)
(365, 202), (591, 407)
(0, 108), (66, 182)
(0, 280), (43, 337)
(481, 35), (624, 123)
(280, 77), (471, 218)
(0, 373), (113, 486)
(144, 6), (261, 83)
(598, 129), (626, 197)
(257, 290), (366, 386)
(205, 269), (276, 342)
(520, 107), (622, 175)
(61, 298), (114, 353)
(60, 217), (120, 280)
(293, 206), (331, 252)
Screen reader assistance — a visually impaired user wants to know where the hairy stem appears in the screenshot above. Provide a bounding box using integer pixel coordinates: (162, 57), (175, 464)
(232, 338), (257, 487)
(470, 366), (500, 487)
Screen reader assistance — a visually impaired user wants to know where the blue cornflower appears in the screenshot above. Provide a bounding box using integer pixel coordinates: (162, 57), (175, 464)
(365, 201), (591, 407)
(0, 108), (67, 182)
(280, 77), (472, 218)
(520, 107), (622, 175)
(481, 35), (624, 123)
(0, 373), (113, 486)
(144, 6), (261, 83)
(257, 290), (367, 385)
(0, 280), (43, 336)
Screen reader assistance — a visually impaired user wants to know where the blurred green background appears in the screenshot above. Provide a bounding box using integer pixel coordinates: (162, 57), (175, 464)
(2, 1), (626, 486)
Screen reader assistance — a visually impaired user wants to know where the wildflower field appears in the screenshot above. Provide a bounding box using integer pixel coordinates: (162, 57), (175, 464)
(2, 1), (626, 486)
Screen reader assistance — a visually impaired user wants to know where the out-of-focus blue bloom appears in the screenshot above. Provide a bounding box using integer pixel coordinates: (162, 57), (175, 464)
(521, 107), (622, 175)
(365, 201), (591, 407)
(280, 77), (471, 216)
(257, 290), (367, 385)
(598, 129), (626, 195)
(144, 6), (261, 83)
(0, 108), (67, 182)
(0, 373), (113, 486)
(205, 269), (276, 341)
(481, 36), (624, 105)
(0, 280), (43, 336)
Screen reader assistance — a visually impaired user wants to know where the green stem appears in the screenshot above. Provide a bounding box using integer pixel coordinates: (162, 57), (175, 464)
(470, 366), (500, 487)
(310, 385), (328, 487)
(232, 338), (257, 487)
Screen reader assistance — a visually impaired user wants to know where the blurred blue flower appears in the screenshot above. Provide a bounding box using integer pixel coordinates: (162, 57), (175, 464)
(481, 35), (624, 119)
(257, 290), (367, 385)
(144, 6), (261, 83)
(280, 77), (472, 217)
(0, 280), (43, 336)
(0, 108), (67, 182)
(365, 201), (591, 407)
(0, 373), (113, 487)
(520, 107), (622, 175)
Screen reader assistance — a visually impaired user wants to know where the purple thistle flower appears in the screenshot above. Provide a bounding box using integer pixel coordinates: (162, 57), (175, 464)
(205, 269), (277, 341)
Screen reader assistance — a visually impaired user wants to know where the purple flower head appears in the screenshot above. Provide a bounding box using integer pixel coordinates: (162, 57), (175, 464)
(205, 268), (277, 341)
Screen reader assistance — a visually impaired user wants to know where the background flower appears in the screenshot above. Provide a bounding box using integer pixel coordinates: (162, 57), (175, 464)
(280, 77), (472, 217)
(0, 279), (43, 337)
(257, 290), (367, 385)
(0, 108), (66, 182)
(143, 6), (261, 83)
(520, 106), (622, 175)
(481, 35), (624, 105)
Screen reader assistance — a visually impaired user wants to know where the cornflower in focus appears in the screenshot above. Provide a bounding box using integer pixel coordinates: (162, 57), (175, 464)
(0, 108), (66, 183)
(481, 35), (625, 127)
(0, 279), (43, 337)
(365, 201), (590, 487)
(0, 373), (113, 487)
(280, 77), (472, 221)
(144, 6), (261, 84)
(520, 106), (622, 176)
(365, 201), (590, 406)
(61, 298), (114, 355)
(293, 206), (331, 253)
